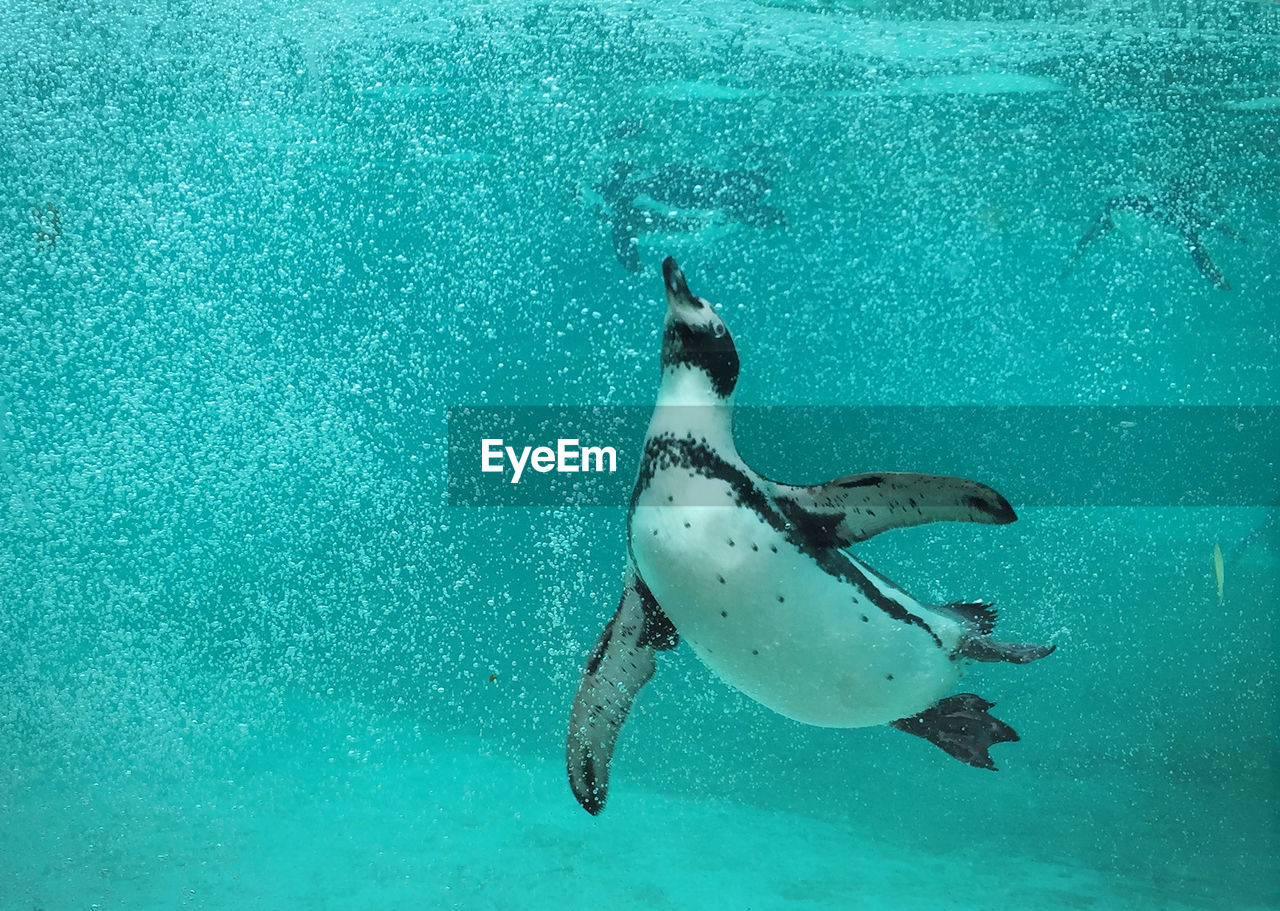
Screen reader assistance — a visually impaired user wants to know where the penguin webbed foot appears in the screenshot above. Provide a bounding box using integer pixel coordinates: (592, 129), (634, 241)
(889, 693), (1019, 771)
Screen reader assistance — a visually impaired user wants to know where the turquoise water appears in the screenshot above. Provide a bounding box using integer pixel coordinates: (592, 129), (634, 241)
(2, 0), (1277, 908)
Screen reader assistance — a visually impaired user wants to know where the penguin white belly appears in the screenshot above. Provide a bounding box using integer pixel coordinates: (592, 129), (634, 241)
(631, 483), (964, 727)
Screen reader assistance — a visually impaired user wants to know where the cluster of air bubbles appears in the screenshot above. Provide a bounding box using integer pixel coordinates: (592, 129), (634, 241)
(0, 0), (1274, 843)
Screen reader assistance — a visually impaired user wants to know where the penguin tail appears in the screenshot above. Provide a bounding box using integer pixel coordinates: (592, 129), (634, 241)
(957, 634), (1055, 665)
(936, 599), (997, 635)
(942, 602), (1056, 665)
(889, 693), (1020, 771)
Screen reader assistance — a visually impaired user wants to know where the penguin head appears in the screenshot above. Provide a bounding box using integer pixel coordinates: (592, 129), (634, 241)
(659, 257), (740, 400)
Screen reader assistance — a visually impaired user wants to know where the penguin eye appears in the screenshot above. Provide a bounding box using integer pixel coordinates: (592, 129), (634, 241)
(711, 322), (727, 339)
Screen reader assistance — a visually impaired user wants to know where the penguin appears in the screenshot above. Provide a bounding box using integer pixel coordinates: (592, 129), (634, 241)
(588, 162), (786, 273)
(566, 257), (1055, 815)
(1064, 191), (1244, 289)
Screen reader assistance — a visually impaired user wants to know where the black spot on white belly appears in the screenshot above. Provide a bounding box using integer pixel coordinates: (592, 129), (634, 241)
(631, 434), (943, 646)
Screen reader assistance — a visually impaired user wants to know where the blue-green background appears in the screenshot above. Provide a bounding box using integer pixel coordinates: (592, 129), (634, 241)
(2, 0), (1277, 908)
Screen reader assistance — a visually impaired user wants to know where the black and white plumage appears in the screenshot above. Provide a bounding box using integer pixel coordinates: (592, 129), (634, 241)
(565, 258), (1054, 814)
(566, 569), (676, 815)
(589, 162), (785, 273)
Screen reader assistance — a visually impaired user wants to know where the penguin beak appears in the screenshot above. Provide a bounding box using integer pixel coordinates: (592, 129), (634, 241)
(662, 256), (704, 312)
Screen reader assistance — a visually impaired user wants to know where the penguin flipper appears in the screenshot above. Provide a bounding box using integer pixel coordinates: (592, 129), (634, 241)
(889, 693), (1019, 771)
(772, 472), (1016, 547)
(566, 566), (676, 814)
(1181, 229), (1230, 289)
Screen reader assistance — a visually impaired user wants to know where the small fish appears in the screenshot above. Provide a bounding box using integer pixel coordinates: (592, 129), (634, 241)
(488, 673), (499, 683)
(1213, 542), (1224, 604)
